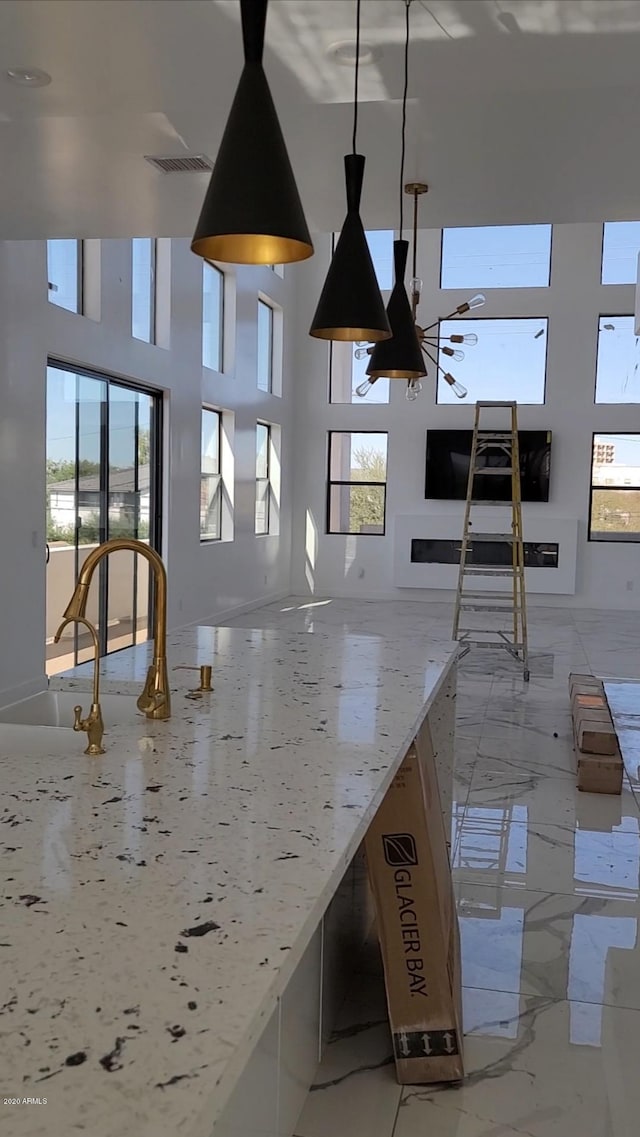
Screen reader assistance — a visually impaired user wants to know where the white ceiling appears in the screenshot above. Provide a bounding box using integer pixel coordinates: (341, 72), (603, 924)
(1, 0), (640, 238)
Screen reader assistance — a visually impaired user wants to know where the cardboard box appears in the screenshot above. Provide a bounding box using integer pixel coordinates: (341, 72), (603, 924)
(364, 717), (463, 1085)
(577, 749), (623, 794)
(569, 672), (602, 696)
(573, 693), (607, 711)
(575, 716), (617, 756)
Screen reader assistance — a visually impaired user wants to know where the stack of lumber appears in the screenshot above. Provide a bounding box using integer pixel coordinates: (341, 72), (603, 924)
(569, 673), (623, 795)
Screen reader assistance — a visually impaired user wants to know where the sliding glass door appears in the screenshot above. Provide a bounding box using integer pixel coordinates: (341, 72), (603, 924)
(46, 363), (162, 674)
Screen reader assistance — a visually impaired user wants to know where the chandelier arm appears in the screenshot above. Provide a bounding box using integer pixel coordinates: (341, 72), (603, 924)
(421, 342), (450, 379)
(421, 308), (462, 335)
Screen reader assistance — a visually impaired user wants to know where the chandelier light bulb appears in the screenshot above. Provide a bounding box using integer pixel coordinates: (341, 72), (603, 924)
(354, 346), (372, 360)
(441, 345), (465, 362)
(409, 276), (423, 297)
(354, 378), (373, 397)
(444, 372), (468, 399)
(449, 332), (478, 346)
(468, 293), (486, 310)
(406, 383), (419, 401)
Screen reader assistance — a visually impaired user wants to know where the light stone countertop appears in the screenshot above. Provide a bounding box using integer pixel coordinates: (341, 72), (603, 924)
(2, 625), (457, 1137)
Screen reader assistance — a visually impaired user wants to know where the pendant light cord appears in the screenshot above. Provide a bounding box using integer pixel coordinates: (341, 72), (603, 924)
(352, 0), (361, 153)
(399, 0), (410, 239)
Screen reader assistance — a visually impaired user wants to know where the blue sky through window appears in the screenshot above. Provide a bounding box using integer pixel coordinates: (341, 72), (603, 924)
(602, 222), (640, 284)
(437, 318), (547, 404)
(441, 225), (552, 290)
(595, 317), (640, 403)
(366, 230), (393, 291)
(594, 433), (640, 467)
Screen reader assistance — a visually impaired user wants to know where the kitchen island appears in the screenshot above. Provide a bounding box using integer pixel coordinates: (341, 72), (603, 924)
(2, 625), (457, 1137)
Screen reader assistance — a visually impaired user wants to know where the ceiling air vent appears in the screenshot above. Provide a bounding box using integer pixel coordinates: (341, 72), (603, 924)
(144, 154), (214, 174)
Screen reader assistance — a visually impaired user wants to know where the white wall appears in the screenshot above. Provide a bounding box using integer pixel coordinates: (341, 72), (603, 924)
(0, 239), (296, 705)
(291, 224), (640, 610)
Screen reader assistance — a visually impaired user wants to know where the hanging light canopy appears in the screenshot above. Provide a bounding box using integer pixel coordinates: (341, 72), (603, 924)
(191, 0), (313, 266)
(309, 0), (390, 342)
(366, 0), (425, 382)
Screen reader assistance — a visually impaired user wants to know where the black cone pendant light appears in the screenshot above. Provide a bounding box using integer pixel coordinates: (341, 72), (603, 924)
(366, 0), (426, 382)
(309, 155), (391, 341)
(309, 0), (391, 342)
(191, 0), (313, 266)
(366, 238), (426, 378)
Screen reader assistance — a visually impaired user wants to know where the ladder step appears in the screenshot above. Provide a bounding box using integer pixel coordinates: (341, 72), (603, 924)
(454, 595), (516, 604)
(472, 467), (514, 475)
(459, 632), (522, 641)
(477, 432), (513, 440)
(475, 401), (517, 408)
(460, 639), (525, 650)
(459, 604), (523, 613)
(469, 499), (512, 506)
(463, 567), (519, 577)
(465, 532), (515, 541)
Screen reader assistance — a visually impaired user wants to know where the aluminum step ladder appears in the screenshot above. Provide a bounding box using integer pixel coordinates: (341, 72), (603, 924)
(452, 401), (529, 681)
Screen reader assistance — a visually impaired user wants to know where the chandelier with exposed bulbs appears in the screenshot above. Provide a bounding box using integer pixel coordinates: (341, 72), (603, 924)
(354, 182), (486, 401)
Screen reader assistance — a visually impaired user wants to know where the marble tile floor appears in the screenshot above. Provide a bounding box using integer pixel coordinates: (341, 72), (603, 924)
(222, 599), (640, 1137)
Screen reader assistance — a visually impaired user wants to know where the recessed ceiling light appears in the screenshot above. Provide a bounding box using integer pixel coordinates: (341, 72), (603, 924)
(327, 40), (381, 67)
(6, 67), (52, 88)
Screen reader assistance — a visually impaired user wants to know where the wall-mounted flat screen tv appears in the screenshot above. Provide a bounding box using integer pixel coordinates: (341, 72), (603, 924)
(425, 430), (551, 502)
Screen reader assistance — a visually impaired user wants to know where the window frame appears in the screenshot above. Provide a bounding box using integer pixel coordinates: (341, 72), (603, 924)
(202, 262), (225, 372)
(200, 406), (223, 543)
(257, 298), (274, 393)
(255, 421), (271, 536)
(439, 224), (553, 291)
(326, 430), (388, 536)
(588, 431), (640, 543)
(435, 316), (549, 405)
(47, 239), (84, 314)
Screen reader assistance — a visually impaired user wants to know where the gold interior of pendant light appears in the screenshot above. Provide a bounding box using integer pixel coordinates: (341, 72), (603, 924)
(193, 234), (312, 266)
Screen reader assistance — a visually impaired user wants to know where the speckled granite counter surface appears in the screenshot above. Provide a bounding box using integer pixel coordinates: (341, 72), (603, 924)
(2, 626), (457, 1137)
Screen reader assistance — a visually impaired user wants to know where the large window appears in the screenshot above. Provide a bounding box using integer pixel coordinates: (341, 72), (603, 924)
(255, 423), (271, 535)
(47, 239), (82, 313)
(132, 238), (156, 343)
(595, 316), (640, 403)
(330, 343), (390, 404)
(441, 225), (552, 289)
(46, 364), (162, 673)
(327, 432), (388, 535)
(601, 222), (640, 285)
(590, 434), (640, 541)
(201, 409), (222, 541)
(366, 230), (394, 291)
(257, 299), (274, 392)
(436, 317), (548, 405)
(203, 263), (224, 371)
